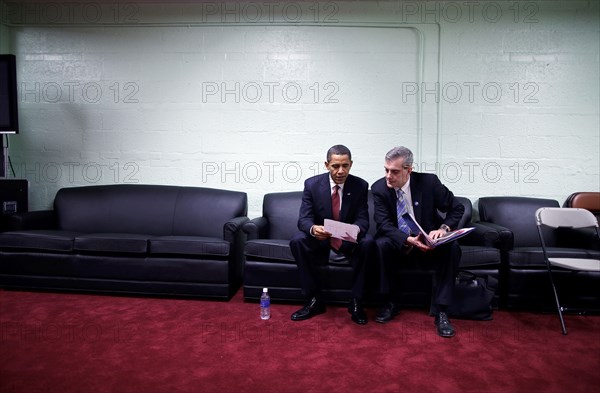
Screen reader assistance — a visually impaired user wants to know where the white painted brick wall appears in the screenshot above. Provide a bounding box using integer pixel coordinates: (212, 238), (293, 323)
(1, 0), (598, 218)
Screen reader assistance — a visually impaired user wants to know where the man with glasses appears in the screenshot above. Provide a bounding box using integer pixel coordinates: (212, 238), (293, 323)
(371, 146), (464, 337)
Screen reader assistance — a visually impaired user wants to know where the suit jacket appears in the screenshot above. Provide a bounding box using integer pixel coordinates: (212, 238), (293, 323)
(371, 172), (464, 250)
(297, 173), (370, 242)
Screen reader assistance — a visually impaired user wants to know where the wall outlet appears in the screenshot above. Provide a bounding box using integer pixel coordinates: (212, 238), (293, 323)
(2, 201), (17, 214)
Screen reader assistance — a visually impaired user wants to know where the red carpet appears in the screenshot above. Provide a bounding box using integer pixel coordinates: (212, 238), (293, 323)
(1, 289), (599, 393)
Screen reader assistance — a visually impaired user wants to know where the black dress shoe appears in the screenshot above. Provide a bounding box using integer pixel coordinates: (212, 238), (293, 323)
(434, 311), (456, 338)
(347, 298), (368, 325)
(375, 302), (401, 324)
(291, 297), (326, 321)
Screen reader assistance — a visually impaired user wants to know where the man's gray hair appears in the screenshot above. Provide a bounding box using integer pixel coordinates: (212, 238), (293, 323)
(385, 146), (413, 167)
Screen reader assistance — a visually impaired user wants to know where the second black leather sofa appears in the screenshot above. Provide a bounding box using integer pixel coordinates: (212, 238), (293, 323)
(243, 191), (501, 307)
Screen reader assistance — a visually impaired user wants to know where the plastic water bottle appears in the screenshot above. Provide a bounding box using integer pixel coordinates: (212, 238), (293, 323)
(260, 287), (271, 320)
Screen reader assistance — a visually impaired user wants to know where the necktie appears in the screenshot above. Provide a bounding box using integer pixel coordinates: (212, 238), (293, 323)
(330, 185), (342, 250)
(396, 189), (411, 235)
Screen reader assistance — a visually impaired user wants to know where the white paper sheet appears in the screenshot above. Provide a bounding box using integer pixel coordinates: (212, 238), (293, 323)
(324, 219), (359, 243)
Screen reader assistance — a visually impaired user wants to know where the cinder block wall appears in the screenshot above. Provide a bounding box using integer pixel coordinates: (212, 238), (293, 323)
(1, 1), (598, 217)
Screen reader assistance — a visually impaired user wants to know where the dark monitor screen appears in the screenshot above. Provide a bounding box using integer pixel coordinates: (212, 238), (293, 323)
(0, 54), (19, 134)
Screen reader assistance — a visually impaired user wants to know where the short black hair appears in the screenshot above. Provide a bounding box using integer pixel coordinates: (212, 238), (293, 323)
(326, 145), (352, 162)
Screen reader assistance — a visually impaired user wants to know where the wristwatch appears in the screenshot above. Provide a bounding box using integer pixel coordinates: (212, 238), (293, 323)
(440, 224), (451, 232)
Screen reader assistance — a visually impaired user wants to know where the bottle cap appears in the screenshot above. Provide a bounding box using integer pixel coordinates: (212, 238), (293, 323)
(263, 287), (268, 292)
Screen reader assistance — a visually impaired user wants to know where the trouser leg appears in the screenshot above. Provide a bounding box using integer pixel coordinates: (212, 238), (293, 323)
(290, 232), (328, 299)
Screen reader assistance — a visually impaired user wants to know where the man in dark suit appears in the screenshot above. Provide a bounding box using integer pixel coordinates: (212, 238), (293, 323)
(289, 145), (375, 325)
(371, 146), (464, 337)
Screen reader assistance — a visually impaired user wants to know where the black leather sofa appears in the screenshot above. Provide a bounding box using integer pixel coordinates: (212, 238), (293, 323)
(243, 191), (501, 308)
(477, 196), (600, 310)
(0, 184), (248, 299)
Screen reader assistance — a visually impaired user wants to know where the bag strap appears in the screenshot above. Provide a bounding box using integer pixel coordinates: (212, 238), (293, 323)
(456, 270), (477, 280)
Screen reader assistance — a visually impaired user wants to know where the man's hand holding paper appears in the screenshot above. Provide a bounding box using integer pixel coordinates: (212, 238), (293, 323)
(324, 219), (360, 243)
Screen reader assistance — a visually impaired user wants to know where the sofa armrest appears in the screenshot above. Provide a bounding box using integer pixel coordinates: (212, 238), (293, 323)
(223, 216), (249, 290)
(223, 216), (250, 243)
(3, 210), (57, 231)
(475, 221), (513, 251)
(459, 222), (499, 248)
(242, 217), (268, 240)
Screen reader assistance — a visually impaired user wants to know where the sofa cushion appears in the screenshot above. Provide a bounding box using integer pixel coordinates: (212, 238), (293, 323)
(55, 185), (179, 235)
(262, 192), (303, 240)
(508, 246), (600, 268)
(149, 236), (230, 257)
(54, 185), (248, 238)
(459, 245), (501, 268)
(171, 187), (247, 238)
(74, 233), (149, 254)
(477, 196), (560, 247)
(245, 239), (295, 263)
(0, 230), (80, 252)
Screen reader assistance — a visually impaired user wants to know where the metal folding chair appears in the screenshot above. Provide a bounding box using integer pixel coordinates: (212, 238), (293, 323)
(535, 207), (600, 334)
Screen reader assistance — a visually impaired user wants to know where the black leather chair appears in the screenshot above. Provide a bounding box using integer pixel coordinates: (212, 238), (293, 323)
(243, 191), (501, 308)
(242, 191), (306, 301)
(243, 191), (363, 303)
(477, 196), (600, 310)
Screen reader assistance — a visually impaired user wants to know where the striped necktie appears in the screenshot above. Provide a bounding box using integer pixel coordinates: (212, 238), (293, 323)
(396, 189), (411, 235)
